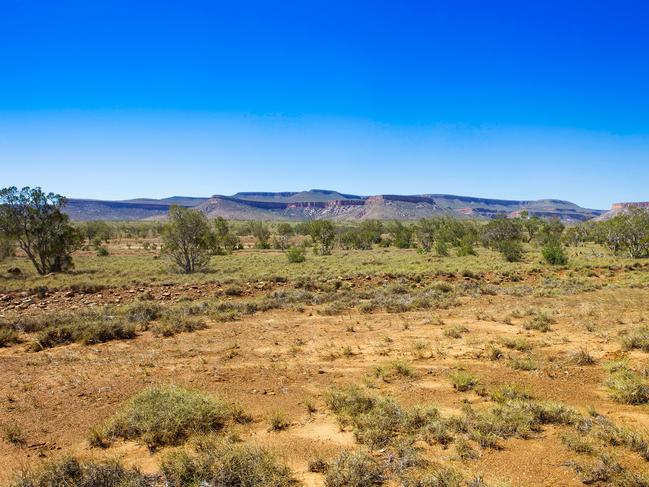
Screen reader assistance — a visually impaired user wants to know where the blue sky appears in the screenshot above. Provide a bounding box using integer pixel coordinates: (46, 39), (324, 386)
(1, 0), (648, 208)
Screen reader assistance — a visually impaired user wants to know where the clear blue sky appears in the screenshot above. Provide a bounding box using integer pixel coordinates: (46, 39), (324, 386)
(1, 0), (648, 209)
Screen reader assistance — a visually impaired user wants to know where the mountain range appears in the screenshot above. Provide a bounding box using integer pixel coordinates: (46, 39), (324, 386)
(62, 190), (605, 222)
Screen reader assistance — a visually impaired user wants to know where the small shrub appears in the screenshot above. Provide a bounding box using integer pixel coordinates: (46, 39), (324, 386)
(100, 385), (228, 449)
(78, 321), (137, 345)
(400, 465), (464, 487)
(500, 337), (533, 352)
(3, 424), (25, 446)
(224, 285), (243, 296)
(435, 241), (449, 257)
(161, 437), (294, 487)
(0, 327), (19, 347)
(567, 455), (649, 485)
(497, 240), (524, 262)
(455, 438), (478, 460)
(607, 370), (649, 405)
(560, 432), (596, 455)
(456, 239), (476, 257)
(507, 356), (537, 371)
(542, 241), (568, 265)
(490, 384), (533, 403)
(324, 450), (383, 487)
(523, 312), (554, 332)
(9, 457), (148, 487)
(30, 319), (136, 350)
(485, 344), (503, 361)
(96, 246), (109, 257)
(570, 349), (596, 366)
(151, 317), (207, 337)
(449, 371), (479, 392)
(125, 302), (163, 324)
(620, 326), (649, 352)
(268, 411), (290, 432)
(444, 325), (469, 339)
(309, 457), (329, 473)
(373, 360), (415, 381)
(287, 247), (306, 263)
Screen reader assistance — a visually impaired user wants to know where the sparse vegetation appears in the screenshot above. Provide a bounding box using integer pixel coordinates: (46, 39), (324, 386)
(3, 206), (649, 485)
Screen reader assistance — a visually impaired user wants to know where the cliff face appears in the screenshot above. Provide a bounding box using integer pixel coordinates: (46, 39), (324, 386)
(63, 190), (605, 222)
(612, 202), (649, 210)
(595, 202), (649, 221)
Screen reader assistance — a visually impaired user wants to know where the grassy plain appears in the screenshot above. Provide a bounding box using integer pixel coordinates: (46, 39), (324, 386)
(1, 241), (649, 486)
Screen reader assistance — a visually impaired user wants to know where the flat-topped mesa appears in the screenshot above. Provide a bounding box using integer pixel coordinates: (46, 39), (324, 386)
(612, 202), (649, 210)
(293, 200), (364, 208)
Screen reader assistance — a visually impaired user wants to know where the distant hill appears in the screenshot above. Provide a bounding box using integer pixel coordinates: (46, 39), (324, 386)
(63, 190), (604, 222)
(595, 202), (649, 221)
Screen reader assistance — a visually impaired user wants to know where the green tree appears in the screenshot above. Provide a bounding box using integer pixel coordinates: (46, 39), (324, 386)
(0, 187), (82, 274)
(536, 218), (565, 245)
(359, 220), (384, 244)
(307, 220), (336, 255)
(211, 217), (239, 254)
(520, 214), (542, 243)
(612, 208), (649, 258)
(481, 217), (525, 262)
(248, 221), (271, 249)
(162, 206), (212, 273)
(275, 223), (294, 251)
(80, 220), (113, 245)
(415, 218), (437, 252)
(386, 220), (414, 249)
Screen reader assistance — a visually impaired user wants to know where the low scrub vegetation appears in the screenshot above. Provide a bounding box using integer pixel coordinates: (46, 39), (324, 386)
(96, 385), (229, 449)
(10, 457), (152, 487)
(161, 436), (294, 487)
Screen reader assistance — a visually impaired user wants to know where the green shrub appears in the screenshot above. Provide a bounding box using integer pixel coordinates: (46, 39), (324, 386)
(0, 327), (19, 347)
(30, 319), (136, 351)
(268, 411), (290, 432)
(435, 241), (449, 257)
(448, 371), (479, 392)
(9, 457), (149, 487)
(286, 247), (306, 263)
(607, 370), (649, 405)
(523, 312), (554, 332)
(443, 325), (469, 339)
(620, 326), (649, 352)
(497, 240), (524, 262)
(560, 432), (596, 455)
(324, 450), (383, 487)
(125, 302), (163, 324)
(500, 336), (533, 352)
(161, 437), (294, 487)
(400, 465), (464, 487)
(507, 356), (537, 371)
(372, 359), (415, 381)
(570, 349), (596, 366)
(3, 424), (25, 446)
(96, 246), (109, 257)
(456, 238), (476, 257)
(542, 240), (568, 265)
(490, 384), (533, 403)
(100, 385), (228, 449)
(0, 238), (15, 261)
